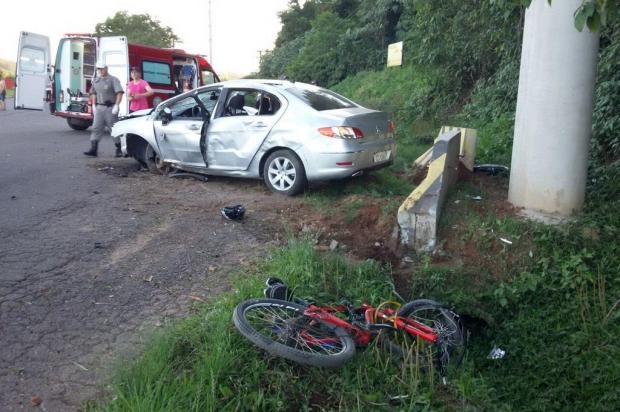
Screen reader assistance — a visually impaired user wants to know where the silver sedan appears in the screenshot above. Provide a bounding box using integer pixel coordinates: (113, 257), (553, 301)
(112, 79), (396, 196)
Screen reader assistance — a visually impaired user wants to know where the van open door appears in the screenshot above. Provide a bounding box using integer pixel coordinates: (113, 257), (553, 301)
(98, 36), (129, 116)
(15, 31), (51, 110)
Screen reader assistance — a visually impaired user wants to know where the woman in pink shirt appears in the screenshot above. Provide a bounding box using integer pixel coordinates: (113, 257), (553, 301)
(127, 67), (154, 112)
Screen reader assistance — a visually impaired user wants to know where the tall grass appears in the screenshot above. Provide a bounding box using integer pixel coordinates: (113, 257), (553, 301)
(87, 238), (468, 411)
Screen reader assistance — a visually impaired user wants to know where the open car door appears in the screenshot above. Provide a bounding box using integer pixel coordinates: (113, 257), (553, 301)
(154, 96), (208, 168)
(15, 31), (50, 110)
(98, 36), (129, 116)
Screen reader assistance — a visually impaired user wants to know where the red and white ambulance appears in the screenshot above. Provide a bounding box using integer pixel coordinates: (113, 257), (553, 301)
(15, 31), (219, 130)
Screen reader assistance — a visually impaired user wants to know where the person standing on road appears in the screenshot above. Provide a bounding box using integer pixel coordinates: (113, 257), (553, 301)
(0, 72), (7, 111)
(84, 61), (124, 157)
(127, 67), (153, 113)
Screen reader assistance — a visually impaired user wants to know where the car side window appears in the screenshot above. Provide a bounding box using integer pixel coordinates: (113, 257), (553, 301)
(255, 92), (280, 116)
(223, 91), (250, 116)
(220, 89), (281, 117)
(197, 88), (221, 115)
(168, 97), (202, 120)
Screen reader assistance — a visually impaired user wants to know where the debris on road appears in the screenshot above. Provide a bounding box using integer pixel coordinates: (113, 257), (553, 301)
(221, 205), (246, 221)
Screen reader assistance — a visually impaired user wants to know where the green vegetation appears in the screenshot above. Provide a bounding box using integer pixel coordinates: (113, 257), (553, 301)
(87, 201), (619, 411)
(86, 240), (457, 411)
(95, 11), (180, 48)
(88, 1), (619, 411)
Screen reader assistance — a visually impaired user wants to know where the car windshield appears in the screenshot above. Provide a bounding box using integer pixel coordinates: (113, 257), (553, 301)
(287, 86), (356, 111)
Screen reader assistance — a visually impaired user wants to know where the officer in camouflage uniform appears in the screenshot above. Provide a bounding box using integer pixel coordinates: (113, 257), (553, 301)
(84, 61), (124, 157)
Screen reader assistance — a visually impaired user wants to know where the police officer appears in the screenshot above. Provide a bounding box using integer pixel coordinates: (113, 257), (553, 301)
(84, 61), (125, 157)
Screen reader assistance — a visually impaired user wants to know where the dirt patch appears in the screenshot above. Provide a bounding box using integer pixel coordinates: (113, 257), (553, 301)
(291, 170), (520, 294)
(102, 164), (519, 308)
(295, 194), (404, 266)
(305, 171), (513, 258)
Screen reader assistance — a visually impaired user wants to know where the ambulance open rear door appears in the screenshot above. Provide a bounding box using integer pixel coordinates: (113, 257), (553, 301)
(15, 31), (51, 110)
(98, 36), (129, 116)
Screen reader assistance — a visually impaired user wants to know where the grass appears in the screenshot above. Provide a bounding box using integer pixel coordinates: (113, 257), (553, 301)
(87, 191), (620, 411)
(86, 66), (620, 411)
(86, 238), (462, 411)
(85, 208), (618, 411)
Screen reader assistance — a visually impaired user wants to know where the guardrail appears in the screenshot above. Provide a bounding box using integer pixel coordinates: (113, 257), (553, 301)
(397, 127), (477, 252)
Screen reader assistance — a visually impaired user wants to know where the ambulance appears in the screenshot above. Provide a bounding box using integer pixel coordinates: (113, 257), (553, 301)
(15, 31), (219, 130)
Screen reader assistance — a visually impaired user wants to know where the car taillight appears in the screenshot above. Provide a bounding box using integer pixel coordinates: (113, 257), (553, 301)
(318, 126), (364, 139)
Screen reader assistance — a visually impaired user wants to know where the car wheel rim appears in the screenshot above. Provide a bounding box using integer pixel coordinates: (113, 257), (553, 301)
(268, 157), (296, 191)
(154, 154), (165, 170)
(146, 146), (168, 173)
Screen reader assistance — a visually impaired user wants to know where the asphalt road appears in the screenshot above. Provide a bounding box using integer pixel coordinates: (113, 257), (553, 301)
(0, 100), (298, 411)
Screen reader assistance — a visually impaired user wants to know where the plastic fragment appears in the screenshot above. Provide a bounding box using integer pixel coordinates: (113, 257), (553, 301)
(488, 345), (506, 359)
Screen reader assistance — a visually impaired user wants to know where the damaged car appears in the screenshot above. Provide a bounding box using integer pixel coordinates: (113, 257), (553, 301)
(112, 79), (396, 196)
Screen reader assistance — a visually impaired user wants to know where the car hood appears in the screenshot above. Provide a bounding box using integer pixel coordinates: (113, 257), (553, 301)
(111, 113), (155, 138)
(118, 108), (153, 121)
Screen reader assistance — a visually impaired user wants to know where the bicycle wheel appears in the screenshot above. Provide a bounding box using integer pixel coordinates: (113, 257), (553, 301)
(385, 299), (466, 376)
(233, 298), (356, 367)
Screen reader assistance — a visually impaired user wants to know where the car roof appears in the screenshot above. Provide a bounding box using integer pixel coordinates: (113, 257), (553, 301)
(192, 79), (361, 111)
(203, 79), (317, 92)
(216, 79), (293, 86)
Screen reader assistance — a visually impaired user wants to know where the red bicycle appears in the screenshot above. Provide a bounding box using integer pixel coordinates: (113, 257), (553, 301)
(232, 279), (466, 379)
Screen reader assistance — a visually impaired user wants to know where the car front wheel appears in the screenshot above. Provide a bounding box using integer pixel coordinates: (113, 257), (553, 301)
(263, 149), (306, 196)
(144, 144), (168, 174)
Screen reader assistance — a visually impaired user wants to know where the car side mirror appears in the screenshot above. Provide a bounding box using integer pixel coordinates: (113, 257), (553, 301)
(161, 107), (172, 125)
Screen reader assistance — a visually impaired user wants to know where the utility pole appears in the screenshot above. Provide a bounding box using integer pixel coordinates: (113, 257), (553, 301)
(257, 50), (268, 62)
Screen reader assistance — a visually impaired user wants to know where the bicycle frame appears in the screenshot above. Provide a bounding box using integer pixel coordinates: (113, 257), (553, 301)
(234, 295), (465, 378)
(302, 303), (438, 347)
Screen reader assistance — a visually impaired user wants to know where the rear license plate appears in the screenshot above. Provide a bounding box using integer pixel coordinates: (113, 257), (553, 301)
(373, 150), (391, 163)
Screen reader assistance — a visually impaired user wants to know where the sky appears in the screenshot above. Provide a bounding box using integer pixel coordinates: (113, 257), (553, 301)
(1, 0), (291, 76)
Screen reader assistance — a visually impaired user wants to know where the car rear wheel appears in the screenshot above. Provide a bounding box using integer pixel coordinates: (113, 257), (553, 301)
(144, 144), (167, 174)
(264, 149), (306, 196)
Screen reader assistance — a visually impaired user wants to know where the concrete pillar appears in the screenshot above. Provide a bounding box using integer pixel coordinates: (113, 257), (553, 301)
(508, 0), (599, 216)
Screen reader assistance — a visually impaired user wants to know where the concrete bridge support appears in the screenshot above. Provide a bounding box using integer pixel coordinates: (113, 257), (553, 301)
(508, 0), (599, 216)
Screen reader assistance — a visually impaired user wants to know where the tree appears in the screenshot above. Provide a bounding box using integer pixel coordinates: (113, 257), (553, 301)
(517, 0), (620, 31)
(340, 0), (404, 72)
(261, 0), (405, 85)
(287, 11), (350, 85)
(399, 0), (524, 91)
(275, 1), (320, 47)
(573, 0), (619, 31)
(95, 11), (180, 48)
(259, 37), (305, 79)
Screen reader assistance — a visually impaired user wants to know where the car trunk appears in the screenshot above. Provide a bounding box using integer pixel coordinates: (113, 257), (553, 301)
(328, 108), (390, 142)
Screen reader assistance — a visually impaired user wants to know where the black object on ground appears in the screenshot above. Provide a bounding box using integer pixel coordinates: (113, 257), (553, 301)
(221, 204), (246, 221)
(473, 164), (509, 176)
